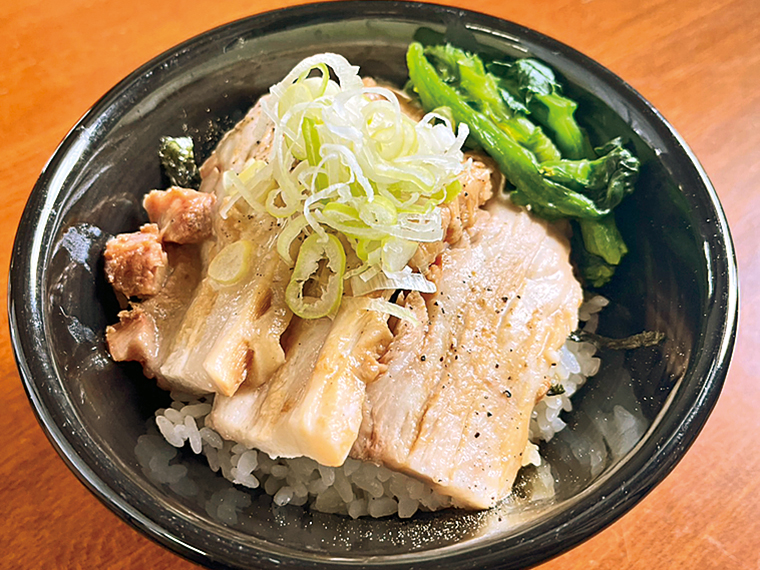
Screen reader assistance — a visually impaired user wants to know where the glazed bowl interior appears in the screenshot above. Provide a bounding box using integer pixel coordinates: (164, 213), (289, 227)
(10, 2), (737, 569)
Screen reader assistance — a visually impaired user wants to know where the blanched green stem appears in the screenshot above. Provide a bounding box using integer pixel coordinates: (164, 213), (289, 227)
(579, 214), (628, 265)
(570, 225), (617, 288)
(532, 93), (594, 159)
(425, 44), (560, 162)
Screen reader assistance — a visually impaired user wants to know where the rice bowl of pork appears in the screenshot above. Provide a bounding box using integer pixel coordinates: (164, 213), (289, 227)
(9, 2), (737, 569)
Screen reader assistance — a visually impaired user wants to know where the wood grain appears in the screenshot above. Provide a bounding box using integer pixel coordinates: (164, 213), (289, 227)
(1, 0), (758, 568)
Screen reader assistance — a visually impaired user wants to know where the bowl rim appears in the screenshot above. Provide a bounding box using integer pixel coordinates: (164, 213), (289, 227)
(9, 1), (739, 569)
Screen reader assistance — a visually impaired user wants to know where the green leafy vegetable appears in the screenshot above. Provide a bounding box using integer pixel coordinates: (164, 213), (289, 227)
(570, 329), (666, 350)
(578, 214), (628, 266)
(159, 136), (200, 189)
(539, 138), (639, 209)
(423, 44), (561, 162)
(406, 42), (641, 287)
(487, 58), (594, 159)
(407, 43), (608, 221)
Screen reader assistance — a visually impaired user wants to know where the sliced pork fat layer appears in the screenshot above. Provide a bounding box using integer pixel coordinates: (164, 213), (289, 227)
(143, 187), (216, 244)
(158, 222), (292, 397)
(104, 224), (167, 298)
(156, 101), (288, 397)
(352, 199), (583, 509)
(198, 98), (275, 200)
(209, 297), (392, 467)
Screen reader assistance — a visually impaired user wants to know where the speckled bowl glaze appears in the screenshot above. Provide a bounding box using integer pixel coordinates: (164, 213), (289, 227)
(9, 2), (737, 569)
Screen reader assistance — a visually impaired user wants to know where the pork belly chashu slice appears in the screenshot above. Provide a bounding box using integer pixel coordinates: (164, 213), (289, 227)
(158, 211), (291, 396)
(208, 297), (392, 466)
(351, 199), (583, 509)
(158, 100), (292, 396)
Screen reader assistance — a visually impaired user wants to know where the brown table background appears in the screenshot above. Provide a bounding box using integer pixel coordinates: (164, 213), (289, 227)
(2, 0), (758, 568)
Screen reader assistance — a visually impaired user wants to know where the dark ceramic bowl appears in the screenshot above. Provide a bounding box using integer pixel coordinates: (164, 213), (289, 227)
(9, 2), (738, 569)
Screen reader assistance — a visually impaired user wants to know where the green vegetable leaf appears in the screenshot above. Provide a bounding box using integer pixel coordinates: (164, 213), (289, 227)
(539, 138), (640, 210)
(488, 58), (593, 159)
(488, 58), (557, 101)
(570, 329), (666, 350)
(406, 42), (642, 287)
(159, 136), (200, 189)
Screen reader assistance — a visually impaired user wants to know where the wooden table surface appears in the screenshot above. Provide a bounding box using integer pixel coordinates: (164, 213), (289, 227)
(2, 0), (758, 568)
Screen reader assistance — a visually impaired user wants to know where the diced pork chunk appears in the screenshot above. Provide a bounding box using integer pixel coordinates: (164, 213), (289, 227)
(104, 224), (167, 298)
(106, 306), (159, 375)
(209, 297), (392, 467)
(352, 199), (582, 509)
(106, 245), (203, 384)
(143, 187), (216, 244)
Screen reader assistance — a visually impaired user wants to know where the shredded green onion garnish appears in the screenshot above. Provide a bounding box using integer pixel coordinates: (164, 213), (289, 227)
(366, 298), (421, 327)
(221, 53), (469, 319)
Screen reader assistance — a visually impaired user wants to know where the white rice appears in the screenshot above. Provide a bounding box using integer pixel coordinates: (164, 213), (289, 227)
(528, 295), (607, 444)
(145, 296), (608, 519)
